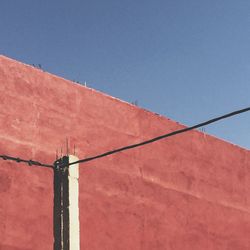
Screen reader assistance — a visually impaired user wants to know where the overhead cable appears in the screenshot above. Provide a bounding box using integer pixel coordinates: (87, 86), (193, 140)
(0, 154), (53, 168)
(67, 106), (250, 167)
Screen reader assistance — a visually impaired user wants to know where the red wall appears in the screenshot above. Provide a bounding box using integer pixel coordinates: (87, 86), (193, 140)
(0, 55), (250, 250)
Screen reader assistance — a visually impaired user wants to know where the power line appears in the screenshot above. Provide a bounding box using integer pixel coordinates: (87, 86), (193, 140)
(67, 106), (250, 167)
(1, 107), (249, 169)
(0, 155), (53, 168)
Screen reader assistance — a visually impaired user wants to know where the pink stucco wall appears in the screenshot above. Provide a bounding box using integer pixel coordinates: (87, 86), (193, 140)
(0, 55), (250, 249)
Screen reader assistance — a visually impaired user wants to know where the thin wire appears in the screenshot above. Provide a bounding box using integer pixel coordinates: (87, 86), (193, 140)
(68, 106), (250, 167)
(0, 154), (53, 168)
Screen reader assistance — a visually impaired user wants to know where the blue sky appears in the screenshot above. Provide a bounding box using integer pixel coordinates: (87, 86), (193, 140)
(1, 0), (250, 148)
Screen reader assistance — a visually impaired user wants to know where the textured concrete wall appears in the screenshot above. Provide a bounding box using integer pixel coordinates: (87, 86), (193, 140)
(0, 55), (250, 250)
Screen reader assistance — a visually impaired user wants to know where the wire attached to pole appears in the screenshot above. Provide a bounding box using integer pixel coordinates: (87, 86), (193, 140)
(0, 155), (53, 168)
(67, 106), (250, 167)
(1, 106), (249, 169)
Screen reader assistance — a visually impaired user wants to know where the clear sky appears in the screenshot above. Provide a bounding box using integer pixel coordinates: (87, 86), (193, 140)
(1, 0), (250, 149)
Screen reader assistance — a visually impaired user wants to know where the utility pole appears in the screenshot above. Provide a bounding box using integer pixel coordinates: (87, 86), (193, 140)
(53, 155), (80, 250)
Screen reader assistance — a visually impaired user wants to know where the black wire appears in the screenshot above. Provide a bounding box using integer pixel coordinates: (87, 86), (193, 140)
(68, 106), (250, 167)
(0, 155), (53, 168)
(1, 107), (249, 169)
